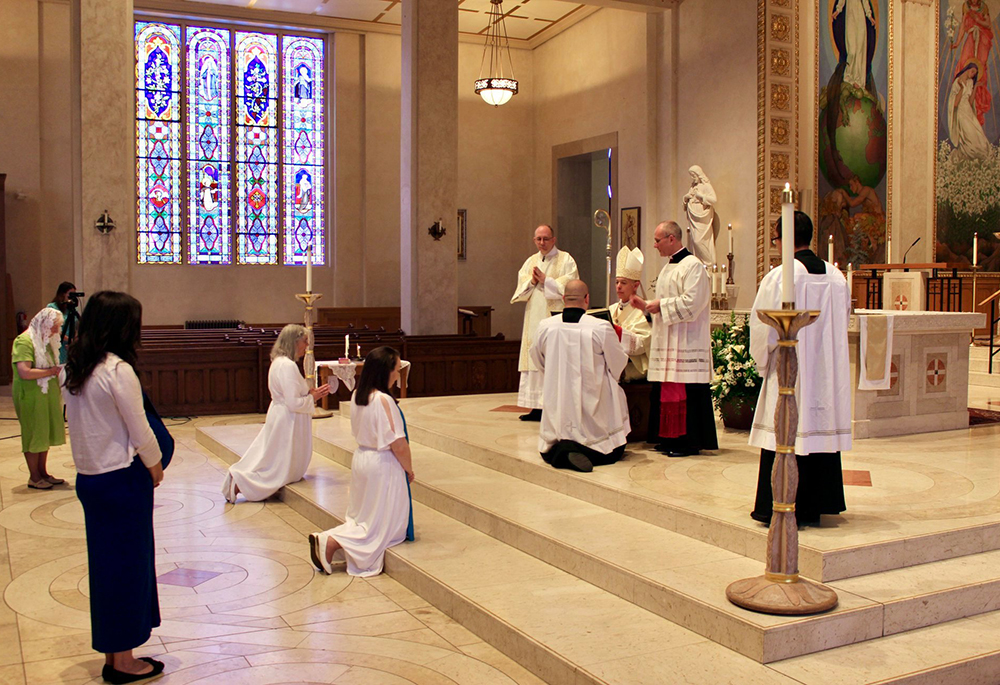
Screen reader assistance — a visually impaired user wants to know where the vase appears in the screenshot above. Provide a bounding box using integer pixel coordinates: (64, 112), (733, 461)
(719, 398), (755, 431)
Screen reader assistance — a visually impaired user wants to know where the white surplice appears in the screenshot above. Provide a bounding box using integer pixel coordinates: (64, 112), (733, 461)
(511, 247), (579, 408)
(748, 260), (853, 454)
(609, 300), (651, 381)
(224, 356), (314, 501)
(530, 313), (630, 455)
(648, 252), (712, 384)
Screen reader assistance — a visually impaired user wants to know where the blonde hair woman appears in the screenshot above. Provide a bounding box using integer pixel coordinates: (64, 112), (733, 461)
(222, 324), (331, 503)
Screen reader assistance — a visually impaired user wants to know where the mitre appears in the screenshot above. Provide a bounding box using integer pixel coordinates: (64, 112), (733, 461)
(616, 246), (644, 281)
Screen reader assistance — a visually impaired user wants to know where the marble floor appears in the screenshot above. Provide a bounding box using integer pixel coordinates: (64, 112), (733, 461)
(0, 399), (545, 685)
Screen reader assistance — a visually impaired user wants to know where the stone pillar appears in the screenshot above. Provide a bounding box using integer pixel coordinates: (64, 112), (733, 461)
(400, 0), (458, 335)
(71, 0), (133, 294)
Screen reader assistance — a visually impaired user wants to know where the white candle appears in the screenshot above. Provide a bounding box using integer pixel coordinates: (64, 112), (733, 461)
(306, 247), (313, 292)
(356, 343), (361, 358)
(828, 234), (834, 263)
(886, 237), (892, 264)
(344, 335), (349, 359)
(847, 262), (853, 298)
(974, 232), (979, 267)
(781, 184), (794, 304)
(727, 223), (733, 254)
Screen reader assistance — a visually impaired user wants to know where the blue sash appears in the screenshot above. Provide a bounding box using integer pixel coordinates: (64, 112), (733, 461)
(400, 408), (415, 541)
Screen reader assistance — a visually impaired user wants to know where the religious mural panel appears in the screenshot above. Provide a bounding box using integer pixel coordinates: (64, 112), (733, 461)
(136, 22), (183, 264)
(186, 26), (232, 265)
(236, 31), (279, 265)
(817, 0), (890, 268)
(936, 0), (1000, 270)
(282, 35), (325, 266)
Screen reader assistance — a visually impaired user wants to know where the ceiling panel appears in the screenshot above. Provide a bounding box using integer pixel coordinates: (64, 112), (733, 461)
(515, 0), (577, 22)
(310, 0), (392, 20)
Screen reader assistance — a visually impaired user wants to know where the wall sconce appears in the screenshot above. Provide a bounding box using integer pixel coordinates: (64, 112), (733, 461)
(95, 210), (116, 234)
(427, 219), (446, 241)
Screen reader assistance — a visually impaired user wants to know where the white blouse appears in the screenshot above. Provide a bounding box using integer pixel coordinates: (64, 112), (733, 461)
(62, 353), (162, 475)
(351, 390), (406, 451)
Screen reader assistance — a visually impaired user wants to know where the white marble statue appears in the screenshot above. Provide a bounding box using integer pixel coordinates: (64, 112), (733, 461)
(683, 165), (718, 266)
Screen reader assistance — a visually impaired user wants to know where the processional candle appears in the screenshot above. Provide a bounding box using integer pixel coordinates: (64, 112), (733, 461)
(781, 184), (794, 304)
(306, 248), (313, 293)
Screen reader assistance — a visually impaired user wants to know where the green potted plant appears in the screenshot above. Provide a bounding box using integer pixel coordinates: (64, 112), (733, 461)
(711, 313), (762, 431)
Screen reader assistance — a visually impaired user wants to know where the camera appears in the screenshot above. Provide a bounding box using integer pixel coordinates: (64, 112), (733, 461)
(67, 291), (85, 308)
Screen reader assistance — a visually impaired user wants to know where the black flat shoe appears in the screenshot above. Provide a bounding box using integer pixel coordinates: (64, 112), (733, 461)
(749, 511), (771, 525)
(666, 449), (698, 458)
(102, 658), (164, 684)
(566, 452), (593, 473)
(519, 409), (542, 422)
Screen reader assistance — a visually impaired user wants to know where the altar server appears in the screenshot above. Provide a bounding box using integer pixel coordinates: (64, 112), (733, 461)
(631, 221), (718, 457)
(531, 280), (629, 473)
(222, 325), (330, 503)
(749, 210), (851, 527)
(609, 246), (651, 381)
(511, 224), (579, 421)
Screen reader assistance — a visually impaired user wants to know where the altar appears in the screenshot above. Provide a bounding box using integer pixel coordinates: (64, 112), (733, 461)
(849, 310), (984, 439)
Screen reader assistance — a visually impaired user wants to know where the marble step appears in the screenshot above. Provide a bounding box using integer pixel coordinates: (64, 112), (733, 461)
(197, 423), (1000, 682)
(312, 417), (1000, 664)
(969, 370), (1000, 388)
(393, 399), (1000, 584)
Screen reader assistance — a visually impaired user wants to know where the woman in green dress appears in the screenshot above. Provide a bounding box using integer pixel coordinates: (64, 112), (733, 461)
(12, 307), (67, 489)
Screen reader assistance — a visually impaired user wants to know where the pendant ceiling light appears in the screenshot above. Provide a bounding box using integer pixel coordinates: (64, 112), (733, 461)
(475, 0), (518, 107)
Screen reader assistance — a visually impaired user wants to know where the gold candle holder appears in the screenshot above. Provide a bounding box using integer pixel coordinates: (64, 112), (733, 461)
(295, 291), (333, 419)
(725, 308), (838, 615)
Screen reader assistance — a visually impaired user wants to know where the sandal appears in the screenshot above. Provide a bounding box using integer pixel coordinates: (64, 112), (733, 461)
(27, 479), (53, 490)
(44, 475), (65, 485)
(309, 532), (334, 574)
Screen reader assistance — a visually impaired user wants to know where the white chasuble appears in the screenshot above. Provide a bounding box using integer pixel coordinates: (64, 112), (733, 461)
(647, 254), (712, 384)
(748, 261), (852, 454)
(226, 356), (314, 501)
(530, 313), (630, 455)
(609, 300), (651, 381)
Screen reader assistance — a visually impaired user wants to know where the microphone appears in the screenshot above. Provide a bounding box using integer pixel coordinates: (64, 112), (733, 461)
(902, 237), (920, 264)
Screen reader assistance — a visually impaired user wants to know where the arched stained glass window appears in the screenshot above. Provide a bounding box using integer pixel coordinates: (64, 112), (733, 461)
(186, 26), (231, 265)
(282, 36), (325, 265)
(235, 31), (279, 265)
(136, 21), (183, 264)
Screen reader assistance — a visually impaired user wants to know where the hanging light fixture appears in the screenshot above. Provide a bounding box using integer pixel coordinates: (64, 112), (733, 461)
(475, 0), (518, 107)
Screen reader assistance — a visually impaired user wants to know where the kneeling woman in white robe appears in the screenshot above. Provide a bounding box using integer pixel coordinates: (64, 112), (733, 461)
(222, 324), (331, 503)
(309, 346), (414, 577)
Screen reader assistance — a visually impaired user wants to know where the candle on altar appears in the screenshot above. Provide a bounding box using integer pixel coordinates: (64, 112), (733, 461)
(828, 234), (834, 263)
(344, 335), (349, 359)
(847, 262), (853, 297)
(306, 247), (313, 292)
(781, 184), (794, 303)
(974, 232), (979, 267)
(727, 223), (733, 254)
(356, 343), (361, 359)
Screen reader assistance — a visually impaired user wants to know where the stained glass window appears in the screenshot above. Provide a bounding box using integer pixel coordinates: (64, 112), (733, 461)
(136, 22), (183, 264)
(282, 36), (325, 265)
(235, 31), (279, 265)
(186, 27), (232, 265)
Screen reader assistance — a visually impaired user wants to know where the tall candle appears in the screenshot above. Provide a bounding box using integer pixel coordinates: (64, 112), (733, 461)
(306, 247), (313, 292)
(886, 237), (892, 264)
(356, 343), (361, 359)
(344, 335), (349, 359)
(828, 234), (834, 263)
(727, 223), (733, 254)
(781, 184), (795, 304)
(974, 232), (979, 267)
(847, 262), (853, 298)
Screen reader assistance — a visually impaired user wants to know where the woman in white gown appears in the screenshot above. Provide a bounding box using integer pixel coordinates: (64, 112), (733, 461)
(222, 325), (330, 503)
(309, 347), (414, 577)
(949, 61), (991, 162)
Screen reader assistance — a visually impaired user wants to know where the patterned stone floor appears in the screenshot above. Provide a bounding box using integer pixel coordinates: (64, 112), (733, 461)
(0, 399), (543, 685)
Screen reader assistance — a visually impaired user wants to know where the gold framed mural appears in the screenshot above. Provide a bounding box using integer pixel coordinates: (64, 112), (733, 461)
(815, 0), (892, 268)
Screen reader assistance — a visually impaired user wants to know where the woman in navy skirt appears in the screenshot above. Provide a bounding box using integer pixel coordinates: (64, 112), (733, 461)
(62, 292), (165, 684)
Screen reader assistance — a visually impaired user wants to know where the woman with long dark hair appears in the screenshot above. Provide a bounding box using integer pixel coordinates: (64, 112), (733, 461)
(309, 346), (414, 577)
(62, 291), (165, 684)
(47, 281), (78, 363)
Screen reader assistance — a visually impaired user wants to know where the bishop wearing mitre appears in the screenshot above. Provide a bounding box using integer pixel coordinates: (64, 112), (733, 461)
(511, 225), (579, 421)
(608, 246), (651, 381)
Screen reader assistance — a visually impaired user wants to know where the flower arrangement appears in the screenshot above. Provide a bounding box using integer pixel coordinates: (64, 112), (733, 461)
(711, 313), (762, 419)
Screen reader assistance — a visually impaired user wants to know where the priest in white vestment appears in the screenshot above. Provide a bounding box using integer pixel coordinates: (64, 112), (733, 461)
(609, 246), (651, 382)
(222, 325), (331, 503)
(749, 211), (851, 527)
(511, 224), (579, 421)
(530, 280), (630, 473)
(631, 221), (718, 457)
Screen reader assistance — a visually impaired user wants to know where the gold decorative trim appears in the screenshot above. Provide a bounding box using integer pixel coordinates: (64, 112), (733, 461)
(771, 117), (790, 145)
(772, 502), (796, 512)
(771, 48), (791, 77)
(771, 13), (791, 41)
(771, 151), (790, 179)
(771, 83), (791, 110)
(757, 0), (767, 283)
(765, 571), (800, 583)
(933, 0), (940, 257)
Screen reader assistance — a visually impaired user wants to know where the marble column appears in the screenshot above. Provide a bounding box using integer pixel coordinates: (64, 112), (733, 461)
(400, 0), (458, 335)
(71, 0), (133, 294)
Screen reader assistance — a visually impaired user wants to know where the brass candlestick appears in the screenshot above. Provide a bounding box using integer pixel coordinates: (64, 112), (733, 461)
(726, 306), (838, 615)
(727, 252), (735, 285)
(295, 291), (333, 419)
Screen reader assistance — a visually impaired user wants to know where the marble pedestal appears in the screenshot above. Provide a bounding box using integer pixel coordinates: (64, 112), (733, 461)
(884, 271), (927, 311)
(850, 310), (984, 439)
